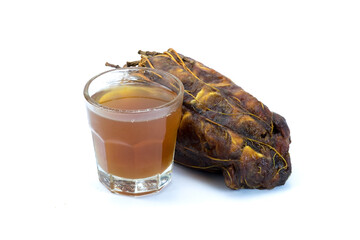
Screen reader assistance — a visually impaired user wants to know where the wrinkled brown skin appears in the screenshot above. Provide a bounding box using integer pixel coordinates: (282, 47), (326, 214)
(121, 49), (291, 189)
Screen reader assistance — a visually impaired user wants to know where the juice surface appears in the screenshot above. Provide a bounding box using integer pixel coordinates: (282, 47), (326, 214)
(94, 84), (175, 110)
(88, 84), (181, 179)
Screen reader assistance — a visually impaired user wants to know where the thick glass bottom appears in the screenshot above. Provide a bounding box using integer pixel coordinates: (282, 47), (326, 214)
(97, 163), (172, 196)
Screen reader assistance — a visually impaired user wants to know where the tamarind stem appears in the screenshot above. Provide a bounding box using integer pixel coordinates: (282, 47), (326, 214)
(125, 60), (140, 67)
(105, 61), (141, 68)
(105, 62), (121, 68)
(138, 50), (162, 56)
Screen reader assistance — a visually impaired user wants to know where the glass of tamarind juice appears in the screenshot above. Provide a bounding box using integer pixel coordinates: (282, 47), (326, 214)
(84, 67), (184, 196)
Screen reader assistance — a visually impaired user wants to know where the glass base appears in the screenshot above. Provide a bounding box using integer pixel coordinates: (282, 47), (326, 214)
(97, 164), (173, 196)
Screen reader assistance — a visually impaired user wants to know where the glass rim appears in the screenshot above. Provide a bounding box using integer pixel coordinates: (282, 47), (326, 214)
(83, 67), (184, 114)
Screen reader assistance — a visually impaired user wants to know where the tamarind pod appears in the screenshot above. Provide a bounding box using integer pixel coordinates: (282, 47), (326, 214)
(107, 49), (291, 189)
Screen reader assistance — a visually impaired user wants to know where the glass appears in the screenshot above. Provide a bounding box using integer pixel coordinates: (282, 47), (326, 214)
(84, 67), (184, 196)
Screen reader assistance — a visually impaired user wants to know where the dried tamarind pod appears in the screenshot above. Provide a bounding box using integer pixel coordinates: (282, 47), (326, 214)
(107, 49), (291, 189)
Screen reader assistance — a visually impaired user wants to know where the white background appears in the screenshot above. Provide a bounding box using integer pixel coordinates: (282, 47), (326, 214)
(1, 0), (359, 239)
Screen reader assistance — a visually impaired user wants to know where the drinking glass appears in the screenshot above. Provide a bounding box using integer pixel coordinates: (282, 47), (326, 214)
(84, 67), (184, 196)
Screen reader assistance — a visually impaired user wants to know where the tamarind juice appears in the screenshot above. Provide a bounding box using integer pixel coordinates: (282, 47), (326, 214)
(88, 84), (181, 179)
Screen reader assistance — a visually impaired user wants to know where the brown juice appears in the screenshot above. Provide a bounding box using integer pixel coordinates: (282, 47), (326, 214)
(87, 84), (182, 179)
